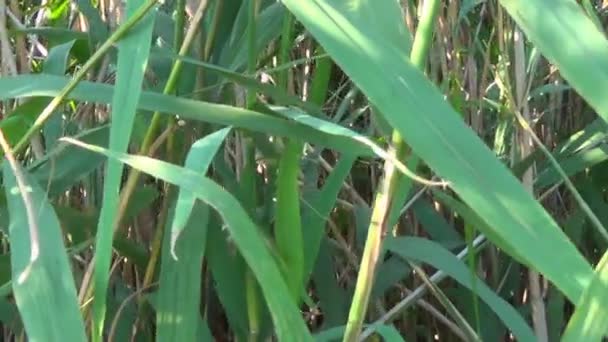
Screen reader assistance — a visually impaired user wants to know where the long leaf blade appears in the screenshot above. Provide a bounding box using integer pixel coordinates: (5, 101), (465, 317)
(60, 137), (312, 341)
(92, 2), (156, 339)
(156, 127), (230, 341)
(3, 162), (86, 341)
(385, 237), (535, 341)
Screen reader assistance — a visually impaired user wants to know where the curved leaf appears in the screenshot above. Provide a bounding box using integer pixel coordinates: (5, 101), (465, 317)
(60, 137), (312, 341)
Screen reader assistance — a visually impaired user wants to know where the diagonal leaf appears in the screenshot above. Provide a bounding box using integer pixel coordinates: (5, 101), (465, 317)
(562, 249), (608, 341)
(385, 237), (535, 341)
(281, 0), (594, 304)
(498, 0), (608, 127)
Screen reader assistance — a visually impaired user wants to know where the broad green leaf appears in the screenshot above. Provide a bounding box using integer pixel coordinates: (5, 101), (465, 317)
(281, 0), (594, 304)
(430, 190), (524, 263)
(528, 83), (572, 102)
(562, 250), (608, 341)
(206, 220), (249, 339)
(0, 98), (49, 150)
(271, 106), (439, 186)
(42, 39), (75, 75)
(157, 127), (230, 342)
(384, 237), (535, 341)
(222, 2), (285, 71)
(498, 0), (608, 127)
(370, 256), (410, 301)
(548, 210), (587, 341)
(0, 74), (372, 157)
(312, 238), (349, 330)
(91, 2), (156, 339)
(149, 46), (325, 118)
(61, 137), (312, 341)
(157, 202), (211, 342)
(3, 161), (86, 341)
(169, 127), (231, 255)
(556, 118), (608, 157)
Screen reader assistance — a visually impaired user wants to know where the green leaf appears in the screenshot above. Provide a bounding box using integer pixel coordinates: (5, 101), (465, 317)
(302, 153), (356, 277)
(206, 221), (249, 339)
(535, 145), (608, 189)
(312, 238), (349, 330)
(3, 161), (86, 341)
(169, 127), (231, 255)
(0, 98), (49, 151)
(60, 137), (312, 341)
(156, 202), (211, 342)
(0, 74), (372, 157)
(562, 249), (608, 341)
(281, 0), (594, 304)
(91, 2), (156, 339)
(156, 127), (230, 341)
(42, 39), (76, 148)
(75, 0), (108, 45)
(412, 199), (464, 250)
(498, 0), (608, 128)
(384, 237), (535, 341)
(275, 139), (305, 302)
(43, 39), (75, 75)
(314, 323), (406, 342)
(29, 125), (109, 197)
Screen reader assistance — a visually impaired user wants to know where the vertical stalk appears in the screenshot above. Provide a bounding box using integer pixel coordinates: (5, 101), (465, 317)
(274, 10), (304, 303)
(244, 0), (261, 340)
(513, 27), (548, 342)
(342, 1), (441, 341)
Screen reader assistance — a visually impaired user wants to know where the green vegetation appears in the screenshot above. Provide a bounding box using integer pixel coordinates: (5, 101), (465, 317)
(0, 0), (608, 340)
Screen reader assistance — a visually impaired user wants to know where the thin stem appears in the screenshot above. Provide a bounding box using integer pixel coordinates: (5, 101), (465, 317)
(341, 1), (441, 341)
(244, 0), (262, 339)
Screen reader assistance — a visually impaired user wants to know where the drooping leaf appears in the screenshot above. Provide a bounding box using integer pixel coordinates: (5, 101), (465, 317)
(61, 137), (312, 341)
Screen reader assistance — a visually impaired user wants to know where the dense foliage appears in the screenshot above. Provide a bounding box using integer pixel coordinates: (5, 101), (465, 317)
(0, 0), (607, 341)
